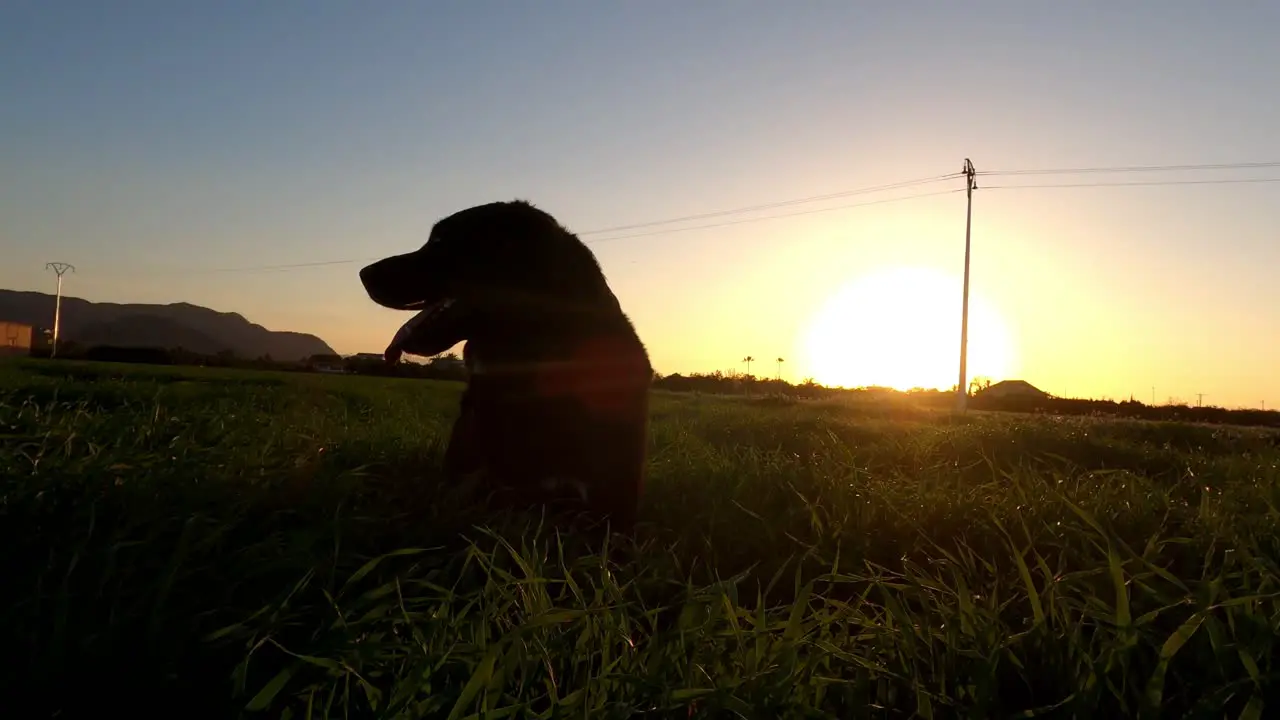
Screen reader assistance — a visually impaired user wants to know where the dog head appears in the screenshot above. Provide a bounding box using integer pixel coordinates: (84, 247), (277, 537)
(360, 200), (615, 359)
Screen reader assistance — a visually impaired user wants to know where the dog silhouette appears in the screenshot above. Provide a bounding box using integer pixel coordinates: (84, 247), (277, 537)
(360, 200), (652, 531)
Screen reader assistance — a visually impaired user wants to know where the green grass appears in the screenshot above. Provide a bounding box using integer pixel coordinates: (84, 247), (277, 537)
(2, 357), (1279, 718)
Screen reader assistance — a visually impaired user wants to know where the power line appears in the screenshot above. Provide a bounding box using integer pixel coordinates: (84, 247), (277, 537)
(202, 172), (965, 273)
(200, 257), (384, 274)
(982, 176), (1280, 190)
(127, 185), (965, 275)
(979, 160), (1280, 177)
(585, 187), (960, 244)
(54, 158), (1280, 277)
(577, 172), (962, 235)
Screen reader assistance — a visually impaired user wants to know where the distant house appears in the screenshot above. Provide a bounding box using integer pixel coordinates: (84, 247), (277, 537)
(347, 353), (385, 363)
(0, 321), (33, 356)
(306, 353), (346, 373)
(977, 379), (1050, 401)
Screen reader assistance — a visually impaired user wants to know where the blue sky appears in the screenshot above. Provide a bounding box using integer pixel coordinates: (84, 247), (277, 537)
(3, 1), (1279, 405)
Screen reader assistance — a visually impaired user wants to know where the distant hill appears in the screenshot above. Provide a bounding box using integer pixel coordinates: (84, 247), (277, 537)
(0, 290), (336, 361)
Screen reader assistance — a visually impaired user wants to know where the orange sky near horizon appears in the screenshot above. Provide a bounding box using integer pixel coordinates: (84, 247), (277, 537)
(14, 179), (1276, 409)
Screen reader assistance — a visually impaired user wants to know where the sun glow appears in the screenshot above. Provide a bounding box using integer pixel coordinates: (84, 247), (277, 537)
(804, 266), (1015, 390)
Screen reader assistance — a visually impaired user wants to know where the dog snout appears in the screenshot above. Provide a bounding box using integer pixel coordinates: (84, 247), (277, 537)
(360, 255), (431, 310)
(358, 262), (399, 308)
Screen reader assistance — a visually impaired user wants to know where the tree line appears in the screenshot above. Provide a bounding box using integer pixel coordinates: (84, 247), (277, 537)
(28, 342), (469, 382)
(23, 342), (1280, 430)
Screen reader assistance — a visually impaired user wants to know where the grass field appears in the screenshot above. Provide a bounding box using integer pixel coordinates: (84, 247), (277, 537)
(2, 358), (1279, 718)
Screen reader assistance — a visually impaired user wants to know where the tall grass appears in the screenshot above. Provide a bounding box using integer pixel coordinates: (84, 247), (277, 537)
(1, 359), (1278, 717)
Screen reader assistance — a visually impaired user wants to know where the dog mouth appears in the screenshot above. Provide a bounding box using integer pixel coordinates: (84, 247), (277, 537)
(384, 298), (467, 363)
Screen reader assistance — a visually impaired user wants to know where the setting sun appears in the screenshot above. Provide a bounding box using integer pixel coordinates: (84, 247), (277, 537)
(803, 266), (1016, 391)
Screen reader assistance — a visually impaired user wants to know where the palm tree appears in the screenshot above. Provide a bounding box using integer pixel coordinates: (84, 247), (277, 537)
(776, 357), (785, 381)
(742, 356), (754, 377)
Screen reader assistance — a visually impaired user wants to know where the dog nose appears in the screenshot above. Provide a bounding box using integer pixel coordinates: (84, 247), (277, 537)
(359, 262), (389, 299)
(359, 264), (395, 308)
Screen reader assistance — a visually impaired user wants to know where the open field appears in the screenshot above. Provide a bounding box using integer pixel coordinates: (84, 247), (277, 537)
(2, 358), (1279, 718)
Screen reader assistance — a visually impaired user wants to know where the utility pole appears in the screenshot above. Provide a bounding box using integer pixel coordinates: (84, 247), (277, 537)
(956, 158), (978, 412)
(1196, 393), (1205, 407)
(45, 262), (75, 358)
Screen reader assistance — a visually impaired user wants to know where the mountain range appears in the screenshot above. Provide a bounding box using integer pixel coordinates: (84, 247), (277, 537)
(0, 290), (336, 361)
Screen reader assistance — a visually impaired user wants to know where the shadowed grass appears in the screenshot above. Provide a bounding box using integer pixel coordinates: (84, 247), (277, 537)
(1, 358), (1279, 717)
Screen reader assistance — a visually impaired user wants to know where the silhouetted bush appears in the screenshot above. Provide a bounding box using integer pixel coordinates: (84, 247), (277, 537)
(82, 346), (174, 365)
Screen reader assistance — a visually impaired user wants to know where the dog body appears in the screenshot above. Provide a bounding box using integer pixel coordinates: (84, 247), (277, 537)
(360, 200), (651, 530)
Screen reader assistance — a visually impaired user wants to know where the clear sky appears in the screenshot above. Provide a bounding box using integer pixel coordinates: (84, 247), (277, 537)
(3, 1), (1279, 407)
